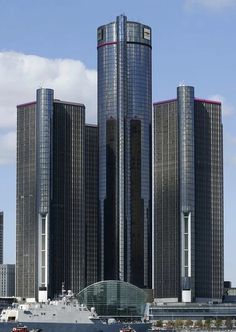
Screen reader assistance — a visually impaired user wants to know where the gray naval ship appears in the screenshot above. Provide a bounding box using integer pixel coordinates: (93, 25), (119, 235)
(0, 291), (150, 332)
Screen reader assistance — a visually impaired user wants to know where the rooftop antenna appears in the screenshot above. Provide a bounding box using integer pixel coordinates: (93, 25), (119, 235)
(37, 84), (44, 90)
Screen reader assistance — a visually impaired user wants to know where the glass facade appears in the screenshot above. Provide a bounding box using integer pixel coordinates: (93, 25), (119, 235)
(98, 15), (152, 288)
(36, 88), (54, 299)
(153, 87), (223, 301)
(50, 100), (85, 297)
(194, 99), (223, 299)
(16, 90), (90, 300)
(0, 212), (3, 265)
(36, 88), (53, 215)
(153, 100), (180, 300)
(16, 102), (37, 298)
(85, 125), (99, 286)
(178, 86), (195, 299)
(78, 280), (147, 318)
(149, 303), (236, 320)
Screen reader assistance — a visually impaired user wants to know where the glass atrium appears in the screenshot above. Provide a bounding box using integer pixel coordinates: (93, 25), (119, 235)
(78, 280), (147, 319)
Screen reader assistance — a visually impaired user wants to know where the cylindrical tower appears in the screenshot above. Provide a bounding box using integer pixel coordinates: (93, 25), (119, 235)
(97, 15), (152, 288)
(177, 85), (195, 302)
(36, 88), (54, 302)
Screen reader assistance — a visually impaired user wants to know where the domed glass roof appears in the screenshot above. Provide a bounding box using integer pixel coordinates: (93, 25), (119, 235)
(78, 280), (147, 318)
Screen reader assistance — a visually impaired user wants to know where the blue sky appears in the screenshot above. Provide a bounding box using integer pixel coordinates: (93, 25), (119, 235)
(0, 0), (236, 283)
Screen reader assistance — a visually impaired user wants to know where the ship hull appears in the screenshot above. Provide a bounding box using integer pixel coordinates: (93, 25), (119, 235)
(0, 322), (151, 332)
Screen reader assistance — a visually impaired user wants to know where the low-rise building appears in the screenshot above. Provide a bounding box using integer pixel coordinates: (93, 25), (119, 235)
(0, 264), (15, 297)
(149, 302), (236, 321)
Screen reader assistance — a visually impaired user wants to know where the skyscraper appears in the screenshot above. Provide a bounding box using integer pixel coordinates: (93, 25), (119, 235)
(0, 212), (3, 264)
(153, 86), (224, 302)
(97, 15), (152, 288)
(16, 89), (98, 300)
(16, 101), (36, 299)
(85, 125), (99, 286)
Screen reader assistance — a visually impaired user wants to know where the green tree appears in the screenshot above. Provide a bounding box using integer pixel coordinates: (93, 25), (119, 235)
(215, 318), (222, 328)
(167, 320), (174, 328)
(204, 319), (211, 329)
(225, 318), (233, 329)
(185, 320), (193, 328)
(174, 319), (184, 329)
(195, 320), (204, 329)
(154, 320), (163, 327)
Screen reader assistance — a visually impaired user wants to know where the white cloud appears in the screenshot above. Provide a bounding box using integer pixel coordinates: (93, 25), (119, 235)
(208, 94), (234, 117)
(0, 51), (97, 165)
(185, 0), (236, 10)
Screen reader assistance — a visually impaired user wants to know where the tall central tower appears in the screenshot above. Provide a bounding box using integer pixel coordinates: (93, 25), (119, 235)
(97, 15), (152, 288)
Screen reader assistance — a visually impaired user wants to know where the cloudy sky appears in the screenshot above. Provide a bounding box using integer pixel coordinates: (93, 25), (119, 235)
(0, 0), (236, 283)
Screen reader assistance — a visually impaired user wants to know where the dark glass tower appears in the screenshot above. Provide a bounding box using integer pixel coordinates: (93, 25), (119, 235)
(16, 102), (37, 299)
(97, 15), (152, 288)
(153, 86), (224, 302)
(0, 212), (3, 264)
(48, 98), (86, 299)
(153, 99), (180, 301)
(85, 125), (99, 286)
(194, 97), (224, 300)
(16, 89), (98, 300)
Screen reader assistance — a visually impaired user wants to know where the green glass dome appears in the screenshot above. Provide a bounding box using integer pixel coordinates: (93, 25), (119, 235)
(78, 280), (147, 318)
